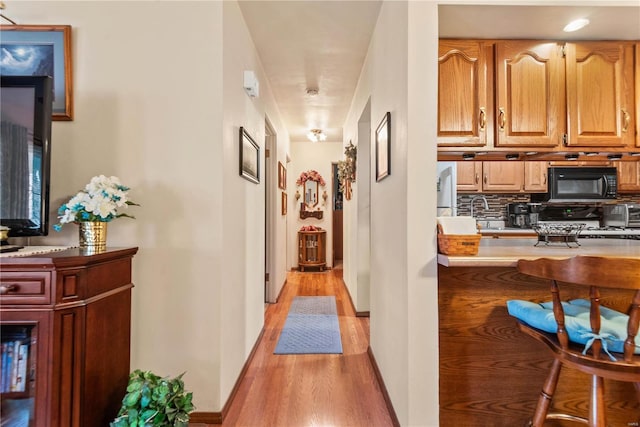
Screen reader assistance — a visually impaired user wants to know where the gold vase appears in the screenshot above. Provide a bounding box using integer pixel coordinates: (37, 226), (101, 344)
(78, 222), (108, 251)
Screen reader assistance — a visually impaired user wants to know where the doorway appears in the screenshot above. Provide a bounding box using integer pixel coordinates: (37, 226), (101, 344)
(264, 118), (276, 303)
(332, 162), (344, 267)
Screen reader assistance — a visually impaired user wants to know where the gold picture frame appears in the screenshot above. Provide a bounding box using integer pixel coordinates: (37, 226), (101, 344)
(1, 25), (74, 120)
(281, 191), (287, 215)
(278, 161), (287, 190)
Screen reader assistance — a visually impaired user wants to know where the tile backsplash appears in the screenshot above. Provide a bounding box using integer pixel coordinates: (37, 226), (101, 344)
(456, 194), (640, 219)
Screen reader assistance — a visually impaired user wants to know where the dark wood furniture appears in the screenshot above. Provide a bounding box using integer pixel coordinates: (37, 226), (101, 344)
(438, 262), (639, 426)
(0, 247), (138, 427)
(516, 256), (640, 426)
(297, 230), (326, 271)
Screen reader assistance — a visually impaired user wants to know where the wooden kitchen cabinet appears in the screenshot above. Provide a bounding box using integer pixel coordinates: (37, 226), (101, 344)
(456, 161), (483, 192)
(481, 162), (523, 192)
(523, 161), (548, 192)
(439, 39), (637, 155)
(617, 161), (640, 192)
(565, 41), (635, 148)
(457, 161), (548, 193)
(0, 247), (138, 427)
(495, 40), (565, 148)
(636, 43), (640, 148)
(437, 40), (493, 147)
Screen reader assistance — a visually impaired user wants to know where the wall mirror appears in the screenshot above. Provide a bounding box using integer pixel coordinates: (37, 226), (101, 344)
(304, 179), (319, 209)
(296, 170), (326, 219)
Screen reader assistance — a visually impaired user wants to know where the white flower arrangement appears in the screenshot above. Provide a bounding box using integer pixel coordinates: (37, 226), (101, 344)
(54, 175), (138, 231)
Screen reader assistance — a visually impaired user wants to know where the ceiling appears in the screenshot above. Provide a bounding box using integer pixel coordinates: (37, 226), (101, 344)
(238, 2), (640, 144)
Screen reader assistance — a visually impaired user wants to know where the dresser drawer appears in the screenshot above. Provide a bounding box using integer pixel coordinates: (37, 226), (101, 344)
(0, 272), (52, 305)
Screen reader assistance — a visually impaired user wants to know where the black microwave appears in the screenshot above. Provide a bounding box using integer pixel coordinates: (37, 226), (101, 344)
(532, 167), (618, 203)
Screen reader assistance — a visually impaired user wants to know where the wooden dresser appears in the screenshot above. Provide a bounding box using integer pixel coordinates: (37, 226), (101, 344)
(0, 247), (138, 427)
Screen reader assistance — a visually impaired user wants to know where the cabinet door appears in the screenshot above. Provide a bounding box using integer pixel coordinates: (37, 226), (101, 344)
(482, 162), (523, 192)
(523, 161), (548, 192)
(456, 162), (482, 192)
(636, 43), (640, 148)
(618, 162), (640, 192)
(438, 40), (492, 147)
(495, 41), (565, 147)
(565, 42), (635, 147)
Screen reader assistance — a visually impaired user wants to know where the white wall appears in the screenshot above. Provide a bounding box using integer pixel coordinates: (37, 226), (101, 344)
(7, 0), (290, 413)
(288, 141), (343, 270)
(342, 1), (439, 425)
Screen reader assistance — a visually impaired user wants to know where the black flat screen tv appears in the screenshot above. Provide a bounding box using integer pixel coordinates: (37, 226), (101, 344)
(0, 75), (53, 237)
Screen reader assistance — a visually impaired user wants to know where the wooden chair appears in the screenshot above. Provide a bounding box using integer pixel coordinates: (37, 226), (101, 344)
(515, 255), (640, 427)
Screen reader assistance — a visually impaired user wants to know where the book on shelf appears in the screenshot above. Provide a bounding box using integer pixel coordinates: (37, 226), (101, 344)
(1, 339), (30, 393)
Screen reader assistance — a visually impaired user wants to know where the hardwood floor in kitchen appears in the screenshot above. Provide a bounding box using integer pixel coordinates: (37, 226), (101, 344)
(193, 267), (397, 427)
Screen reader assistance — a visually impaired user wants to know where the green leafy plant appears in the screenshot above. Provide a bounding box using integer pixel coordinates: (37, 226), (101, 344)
(110, 369), (194, 427)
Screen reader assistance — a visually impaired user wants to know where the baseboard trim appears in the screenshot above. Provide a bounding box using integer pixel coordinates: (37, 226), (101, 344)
(189, 328), (266, 425)
(367, 346), (401, 427)
(188, 411), (222, 424)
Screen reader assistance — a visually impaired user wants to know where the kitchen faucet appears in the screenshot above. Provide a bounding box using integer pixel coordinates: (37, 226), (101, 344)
(470, 195), (489, 218)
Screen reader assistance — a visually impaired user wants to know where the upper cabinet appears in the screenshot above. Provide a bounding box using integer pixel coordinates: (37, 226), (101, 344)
(437, 40), (493, 147)
(456, 161), (548, 193)
(456, 161), (483, 192)
(565, 42), (635, 147)
(495, 41), (565, 148)
(438, 39), (638, 154)
(636, 43), (640, 149)
(618, 162), (640, 192)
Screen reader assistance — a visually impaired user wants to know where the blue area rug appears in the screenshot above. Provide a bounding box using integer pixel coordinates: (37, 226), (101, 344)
(274, 296), (343, 354)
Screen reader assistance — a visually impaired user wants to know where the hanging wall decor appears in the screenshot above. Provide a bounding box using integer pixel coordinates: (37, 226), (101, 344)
(239, 127), (260, 184)
(337, 141), (357, 200)
(0, 25), (74, 120)
(296, 170), (325, 219)
(376, 112), (391, 182)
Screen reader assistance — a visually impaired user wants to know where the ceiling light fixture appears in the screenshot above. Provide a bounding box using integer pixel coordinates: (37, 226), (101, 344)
(306, 88), (319, 96)
(565, 153), (579, 161)
(607, 154), (623, 161)
(462, 153), (475, 161)
(505, 154), (519, 160)
(307, 129), (327, 142)
(563, 18), (590, 33)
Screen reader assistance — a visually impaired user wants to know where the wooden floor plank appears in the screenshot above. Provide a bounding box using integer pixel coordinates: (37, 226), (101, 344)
(192, 268), (395, 426)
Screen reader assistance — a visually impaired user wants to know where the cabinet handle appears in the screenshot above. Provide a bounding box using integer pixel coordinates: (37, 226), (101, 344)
(475, 173), (479, 184)
(622, 109), (630, 133)
(498, 108), (506, 132)
(0, 284), (18, 295)
(483, 174), (487, 184)
(479, 108), (486, 131)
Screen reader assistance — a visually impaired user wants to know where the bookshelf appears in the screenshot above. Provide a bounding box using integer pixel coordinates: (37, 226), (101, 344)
(0, 247), (138, 427)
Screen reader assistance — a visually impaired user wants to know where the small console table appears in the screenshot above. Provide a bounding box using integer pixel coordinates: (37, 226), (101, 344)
(297, 230), (326, 271)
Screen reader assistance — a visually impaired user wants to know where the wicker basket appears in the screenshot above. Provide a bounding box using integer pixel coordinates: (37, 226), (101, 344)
(437, 224), (481, 255)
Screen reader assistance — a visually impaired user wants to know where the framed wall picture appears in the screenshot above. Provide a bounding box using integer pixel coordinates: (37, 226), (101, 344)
(278, 161), (287, 190)
(281, 191), (287, 215)
(376, 112), (391, 182)
(0, 25), (73, 120)
(239, 127), (260, 184)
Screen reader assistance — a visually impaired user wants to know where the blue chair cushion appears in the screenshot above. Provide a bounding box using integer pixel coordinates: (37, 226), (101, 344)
(507, 299), (639, 355)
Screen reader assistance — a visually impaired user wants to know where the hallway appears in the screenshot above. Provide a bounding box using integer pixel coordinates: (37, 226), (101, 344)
(199, 268), (397, 426)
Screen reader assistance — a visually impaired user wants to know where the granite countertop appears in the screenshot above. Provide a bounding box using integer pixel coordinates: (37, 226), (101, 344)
(437, 238), (640, 267)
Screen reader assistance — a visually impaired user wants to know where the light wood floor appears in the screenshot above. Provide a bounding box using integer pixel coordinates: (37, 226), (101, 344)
(195, 267), (396, 426)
